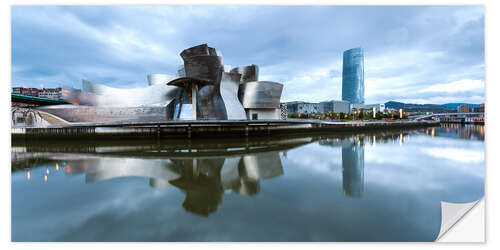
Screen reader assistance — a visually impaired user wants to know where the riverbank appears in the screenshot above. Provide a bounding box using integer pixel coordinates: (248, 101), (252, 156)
(440, 121), (484, 125)
(11, 119), (440, 140)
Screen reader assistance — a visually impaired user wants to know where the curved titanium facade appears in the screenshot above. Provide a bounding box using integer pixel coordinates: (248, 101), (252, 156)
(147, 74), (178, 86)
(342, 47), (364, 104)
(178, 44), (249, 120)
(44, 80), (182, 123)
(239, 81), (283, 109)
(183, 55), (223, 83)
(180, 44), (217, 59)
(196, 85), (228, 120)
(37, 105), (170, 123)
(219, 72), (247, 119)
(230, 65), (259, 83)
(181, 44), (223, 83)
(80, 80), (180, 107)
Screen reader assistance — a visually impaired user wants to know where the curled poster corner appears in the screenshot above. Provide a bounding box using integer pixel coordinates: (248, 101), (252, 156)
(436, 199), (482, 241)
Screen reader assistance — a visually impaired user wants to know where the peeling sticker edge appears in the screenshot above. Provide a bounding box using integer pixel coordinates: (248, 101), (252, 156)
(436, 198), (483, 241)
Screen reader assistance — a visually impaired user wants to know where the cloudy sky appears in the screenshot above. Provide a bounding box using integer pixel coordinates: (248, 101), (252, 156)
(11, 5), (484, 104)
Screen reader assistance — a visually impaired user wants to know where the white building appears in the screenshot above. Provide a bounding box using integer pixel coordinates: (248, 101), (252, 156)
(287, 100), (350, 114)
(38, 88), (62, 100)
(350, 103), (385, 113)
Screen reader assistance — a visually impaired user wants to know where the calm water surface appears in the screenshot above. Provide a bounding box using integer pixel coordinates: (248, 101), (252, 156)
(11, 124), (484, 241)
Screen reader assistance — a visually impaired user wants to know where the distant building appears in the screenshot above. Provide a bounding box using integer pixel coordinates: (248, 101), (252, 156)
(286, 100), (350, 114)
(12, 87), (40, 97)
(457, 104), (472, 113)
(297, 103), (320, 114)
(38, 88), (62, 100)
(12, 87), (22, 95)
(13, 87), (62, 100)
(474, 104), (484, 113)
(350, 103), (385, 113)
(285, 101), (305, 114)
(319, 100), (350, 113)
(342, 47), (364, 104)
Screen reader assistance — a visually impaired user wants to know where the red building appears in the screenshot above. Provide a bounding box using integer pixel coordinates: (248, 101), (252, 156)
(457, 104), (472, 113)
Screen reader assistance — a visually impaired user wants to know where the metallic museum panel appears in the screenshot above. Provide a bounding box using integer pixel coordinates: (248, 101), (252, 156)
(219, 72), (247, 119)
(342, 47), (364, 104)
(37, 105), (170, 123)
(182, 55), (223, 83)
(181, 44), (223, 83)
(78, 80), (180, 107)
(230, 64), (259, 83)
(180, 44), (217, 59)
(147, 74), (178, 86)
(196, 85), (228, 120)
(239, 81), (284, 109)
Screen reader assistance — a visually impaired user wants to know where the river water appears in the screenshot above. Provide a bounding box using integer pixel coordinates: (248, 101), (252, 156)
(11, 124), (484, 241)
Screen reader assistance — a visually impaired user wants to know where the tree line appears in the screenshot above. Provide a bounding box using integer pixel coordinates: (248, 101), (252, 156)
(287, 108), (408, 121)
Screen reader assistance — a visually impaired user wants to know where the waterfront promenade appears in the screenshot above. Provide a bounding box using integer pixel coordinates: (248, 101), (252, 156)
(12, 119), (439, 140)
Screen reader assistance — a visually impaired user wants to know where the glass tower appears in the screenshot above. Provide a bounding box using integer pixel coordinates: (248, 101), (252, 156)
(342, 47), (364, 104)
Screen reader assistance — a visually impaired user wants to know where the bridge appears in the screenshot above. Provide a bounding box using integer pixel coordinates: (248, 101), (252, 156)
(410, 112), (484, 121)
(11, 94), (69, 106)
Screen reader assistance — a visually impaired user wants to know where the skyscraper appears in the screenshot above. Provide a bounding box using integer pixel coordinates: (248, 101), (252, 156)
(342, 47), (365, 104)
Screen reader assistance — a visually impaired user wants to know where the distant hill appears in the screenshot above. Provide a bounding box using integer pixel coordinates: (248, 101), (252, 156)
(441, 103), (479, 109)
(384, 101), (405, 109)
(385, 101), (456, 113)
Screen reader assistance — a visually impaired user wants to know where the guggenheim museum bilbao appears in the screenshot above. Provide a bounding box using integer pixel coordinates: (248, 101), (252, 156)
(34, 45), (383, 124)
(37, 44), (284, 123)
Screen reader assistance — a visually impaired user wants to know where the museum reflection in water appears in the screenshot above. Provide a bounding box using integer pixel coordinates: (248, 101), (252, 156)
(15, 125), (477, 217)
(18, 150), (287, 217)
(16, 137), (386, 216)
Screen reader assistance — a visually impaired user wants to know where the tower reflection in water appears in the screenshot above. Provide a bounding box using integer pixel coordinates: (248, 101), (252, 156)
(319, 137), (365, 198)
(342, 139), (364, 197)
(318, 132), (413, 198)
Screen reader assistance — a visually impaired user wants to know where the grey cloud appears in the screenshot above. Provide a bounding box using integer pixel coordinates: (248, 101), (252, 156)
(11, 5), (484, 103)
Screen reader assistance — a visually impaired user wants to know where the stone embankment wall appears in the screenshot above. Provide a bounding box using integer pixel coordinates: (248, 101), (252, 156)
(12, 120), (439, 140)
